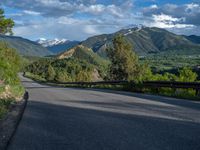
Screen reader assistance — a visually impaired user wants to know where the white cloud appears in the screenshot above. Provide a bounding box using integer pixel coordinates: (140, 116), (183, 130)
(83, 25), (99, 34)
(23, 10), (41, 15)
(82, 4), (105, 14)
(186, 3), (199, 9)
(153, 13), (182, 22)
(150, 5), (158, 9)
(185, 3), (200, 14)
(150, 13), (194, 28)
(80, 4), (125, 18)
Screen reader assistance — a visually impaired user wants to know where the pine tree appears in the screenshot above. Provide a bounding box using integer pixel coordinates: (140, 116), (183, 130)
(107, 35), (140, 81)
(0, 9), (14, 35)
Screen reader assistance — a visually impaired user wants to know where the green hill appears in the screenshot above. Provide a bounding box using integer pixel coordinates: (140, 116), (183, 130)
(0, 35), (52, 56)
(57, 45), (110, 77)
(57, 45), (109, 66)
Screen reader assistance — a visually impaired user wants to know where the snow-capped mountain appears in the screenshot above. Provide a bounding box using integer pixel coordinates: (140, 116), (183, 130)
(36, 38), (80, 54)
(36, 38), (68, 47)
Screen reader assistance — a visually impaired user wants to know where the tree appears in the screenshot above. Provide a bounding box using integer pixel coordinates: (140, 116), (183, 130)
(107, 35), (140, 81)
(76, 70), (92, 82)
(46, 65), (56, 81)
(0, 8), (14, 35)
(55, 70), (72, 82)
(176, 67), (197, 82)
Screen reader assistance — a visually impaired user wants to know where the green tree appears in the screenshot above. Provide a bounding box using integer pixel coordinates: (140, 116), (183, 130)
(76, 70), (92, 82)
(176, 67), (197, 82)
(0, 9), (14, 35)
(55, 70), (72, 82)
(46, 65), (56, 81)
(107, 35), (140, 81)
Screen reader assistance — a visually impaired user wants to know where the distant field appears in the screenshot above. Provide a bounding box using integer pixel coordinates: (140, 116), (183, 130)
(140, 55), (200, 77)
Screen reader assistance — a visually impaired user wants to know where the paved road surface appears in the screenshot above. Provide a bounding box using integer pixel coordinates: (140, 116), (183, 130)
(8, 75), (200, 150)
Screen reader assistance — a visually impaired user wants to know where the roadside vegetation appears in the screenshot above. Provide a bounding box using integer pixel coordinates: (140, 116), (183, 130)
(0, 42), (25, 118)
(0, 9), (24, 118)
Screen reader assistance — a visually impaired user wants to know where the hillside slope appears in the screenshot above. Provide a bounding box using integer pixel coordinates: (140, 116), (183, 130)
(184, 35), (200, 44)
(57, 45), (110, 77)
(0, 35), (52, 56)
(57, 45), (109, 65)
(81, 27), (200, 56)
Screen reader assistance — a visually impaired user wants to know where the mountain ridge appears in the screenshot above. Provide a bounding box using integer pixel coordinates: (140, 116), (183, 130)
(0, 35), (52, 56)
(81, 27), (200, 57)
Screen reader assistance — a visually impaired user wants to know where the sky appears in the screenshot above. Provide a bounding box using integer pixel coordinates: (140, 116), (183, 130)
(0, 0), (200, 41)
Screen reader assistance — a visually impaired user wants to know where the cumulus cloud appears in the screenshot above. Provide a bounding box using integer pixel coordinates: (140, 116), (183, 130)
(1, 0), (200, 39)
(150, 13), (194, 28)
(0, 0), (135, 40)
(1, 0), (129, 18)
(141, 2), (200, 35)
(143, 3), (200, 26)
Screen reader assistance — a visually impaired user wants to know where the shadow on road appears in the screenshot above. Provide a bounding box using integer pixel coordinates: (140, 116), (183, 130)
(8, 100), (200, 150)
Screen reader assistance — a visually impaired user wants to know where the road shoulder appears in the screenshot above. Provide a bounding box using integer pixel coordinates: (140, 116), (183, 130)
(0, 92), (28, 150)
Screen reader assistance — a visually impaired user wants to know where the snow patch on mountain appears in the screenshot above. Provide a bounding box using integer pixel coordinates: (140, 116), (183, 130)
(123, 24), (146, 30)
(36, 38), (68, 47)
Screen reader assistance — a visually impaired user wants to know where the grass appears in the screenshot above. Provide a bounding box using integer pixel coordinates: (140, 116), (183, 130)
(25, 72), (200, 101)
(25, 72), (46, 82)
(141, 87), (199, 101)
(0, 98), (15, 119)
(10, 85), (25, 98)
(0, 84), (24, 119)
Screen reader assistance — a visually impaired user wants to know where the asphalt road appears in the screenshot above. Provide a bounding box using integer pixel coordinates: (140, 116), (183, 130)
(8, 75), (200, 150)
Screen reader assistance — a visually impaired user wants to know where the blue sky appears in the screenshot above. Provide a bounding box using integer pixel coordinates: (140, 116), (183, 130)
(1, 0), (200, 41)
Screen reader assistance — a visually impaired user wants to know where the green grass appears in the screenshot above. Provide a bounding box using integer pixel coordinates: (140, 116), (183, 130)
(0, 98), (15, 119)
(25, 72), (47, 82)
(10, 85), (25, 98)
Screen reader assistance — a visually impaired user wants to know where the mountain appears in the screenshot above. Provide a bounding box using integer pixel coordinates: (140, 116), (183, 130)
(37, 38), (80, 54)
(184, 35), (200, 44)
(57, 45), (108, 66)
(36, 38), (68, 47)
(81, 27), (200, 57)
(0, 35), (52, 56)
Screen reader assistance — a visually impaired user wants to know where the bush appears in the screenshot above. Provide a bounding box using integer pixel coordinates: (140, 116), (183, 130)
(0, 42), (21, 85)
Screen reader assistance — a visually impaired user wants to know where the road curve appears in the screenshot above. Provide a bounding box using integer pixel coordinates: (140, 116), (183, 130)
(8, 75), (200, 150)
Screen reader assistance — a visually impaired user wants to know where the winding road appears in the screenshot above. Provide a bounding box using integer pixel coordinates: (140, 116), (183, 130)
(8, 75), (200, 150)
